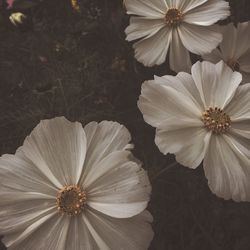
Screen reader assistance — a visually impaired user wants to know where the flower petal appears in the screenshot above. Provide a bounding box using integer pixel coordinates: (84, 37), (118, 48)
(204, 134), (250, 201)
(3, 214), (70, 250)
(124, 0), (167, 17)
(178, 23), (222, 55)
(173, 0), (208, 12)
(0, 154), (58, 239)
(169, 28), (192, 72)
(83, 209), (153, 250)
(133, 27), (172, 67)
(230, 121), (250, 139)
(86, 151), (151, 218)
(225, 83), (250, 121)
(2, 211), (58, 249)
(138, 80), (202, 128)
(233, 22), (250, 59)
(0, 154), (57, 195)
(65, 216), (98, 250)
(19, 117), (87, 187)
(202, 48), (224, 63)
(219, 23), (238, 61)
(183, 0), (230, 26)
(154, 72), (204, 110)
(81, 121), (133, 182)
(239, 48), (250, 73)
(125, 17), (166, 42)
(0, 202), (55, 236)
(156, 124), (210, 168)
(191, 61), (242, 109)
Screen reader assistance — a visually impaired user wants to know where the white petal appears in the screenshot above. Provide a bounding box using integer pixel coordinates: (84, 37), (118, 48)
(4, 214), (70, 250)
(0, 203), (55, 236)
(138, 80), (202, 128)
(173, 0), (207, 12)
(225, 85), (250, 142)
(204, 134), (250, 201)
(183, 0), (230, 26)
(80, 121), (133, 182)
(156, 124), (210, 168)
(124, 0), (167, 17)
(202, 48), (224, 64)
(19, 117), (87, 187)
(0, 154), (57, 195)
(0, 154), (59, 240)
(239, 49), (250, 73)
(65, 216), (98, 250)
(225, 83), (250, 121)
(83, 209), (153, 250)
(178, 23), (222, 55)
(154, 72), (204, 110)
(230, 121), (250, 139)
(125, 17), (166, 42)
(219, 23), (238, 61)
(233, 22), (250, 59)
(191, 61), (242, 109)
(133, 27), (172, 67)
(169, 28), (192, 72)
(218, 22), (250, 62)
(86, 151), (151, 218)
(3, 211), (58, 249)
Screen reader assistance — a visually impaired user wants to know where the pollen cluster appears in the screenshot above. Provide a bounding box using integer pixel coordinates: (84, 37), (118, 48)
(202, 107), (231, 133)
(165, 8), (183, 26)
(56, 185), (87, 216)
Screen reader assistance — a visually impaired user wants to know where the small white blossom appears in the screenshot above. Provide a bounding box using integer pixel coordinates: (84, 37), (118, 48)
(138, 61), (250, 201)
(203, 22), (250, 83)
(124, 0), (230, 72)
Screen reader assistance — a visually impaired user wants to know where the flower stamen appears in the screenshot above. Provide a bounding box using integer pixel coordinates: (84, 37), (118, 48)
(202, 107), (231, 133)
(165, 8), (183, 26)
(56, 185), (87, 216)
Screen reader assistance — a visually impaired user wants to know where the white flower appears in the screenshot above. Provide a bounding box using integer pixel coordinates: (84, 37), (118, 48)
(124, 0), (230, 72)
(9, 12), (27, 26)
(203, 22), (250, 83)
(0, 117), (153, 250)
(138, 60), (250, 202)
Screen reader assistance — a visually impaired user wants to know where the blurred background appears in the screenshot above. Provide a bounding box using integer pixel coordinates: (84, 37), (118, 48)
(0, 0), (250, 249)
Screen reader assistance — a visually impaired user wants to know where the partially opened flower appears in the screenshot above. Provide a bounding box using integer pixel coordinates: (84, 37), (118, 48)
(9, 12), (27, 26)
(124, 0), (230, 72)
(0, 117), (153, 249)
(138, 61), (250, 201)
(203, 22), (250, 83)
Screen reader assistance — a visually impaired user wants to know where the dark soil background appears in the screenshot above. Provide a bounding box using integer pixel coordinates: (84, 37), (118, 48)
(0, 0), (250, 249)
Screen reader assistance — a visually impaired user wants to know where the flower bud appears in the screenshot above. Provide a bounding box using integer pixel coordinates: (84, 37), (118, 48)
(9, 12), (27, 26)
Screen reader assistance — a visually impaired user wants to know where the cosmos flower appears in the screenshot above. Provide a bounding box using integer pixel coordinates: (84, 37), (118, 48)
(0, 117), (153, 250)
(138, 60), (250, 201)
(124, 0), (230, 72)
(203, 22), (250, 83)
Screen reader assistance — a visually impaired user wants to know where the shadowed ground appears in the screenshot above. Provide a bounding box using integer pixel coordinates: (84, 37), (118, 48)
(0, 0), (250, 249)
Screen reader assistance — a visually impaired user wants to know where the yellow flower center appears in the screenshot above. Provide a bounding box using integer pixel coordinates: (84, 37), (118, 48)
(202, 107), (231, 133)
(227, 59), (240, 72)
(56, 185), (87, 216)
(165, 8), (183, 26)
